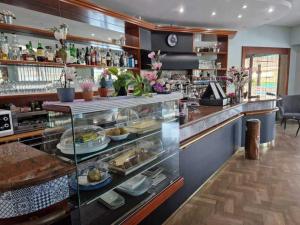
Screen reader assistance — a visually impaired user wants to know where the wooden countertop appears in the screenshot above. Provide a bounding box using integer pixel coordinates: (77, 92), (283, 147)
(0, 142), (75, 192)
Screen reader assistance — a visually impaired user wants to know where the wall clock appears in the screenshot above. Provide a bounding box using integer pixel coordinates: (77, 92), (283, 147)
(166, 33), (178, 47)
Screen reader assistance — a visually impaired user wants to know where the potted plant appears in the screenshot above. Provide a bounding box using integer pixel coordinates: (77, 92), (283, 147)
(98, 76), (108, 97)
(57, 66), (76, 102)
(109, 67), (133, 96)
(80, 80), (95, 101)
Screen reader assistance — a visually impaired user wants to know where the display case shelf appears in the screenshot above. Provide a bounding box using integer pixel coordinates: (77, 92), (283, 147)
(78, 176), (183, 225)
(57, 130), (162, 163)
(79, 151), (178, 206)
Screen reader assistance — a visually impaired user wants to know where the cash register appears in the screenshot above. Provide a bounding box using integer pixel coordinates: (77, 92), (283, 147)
(200, 81), (228, 106)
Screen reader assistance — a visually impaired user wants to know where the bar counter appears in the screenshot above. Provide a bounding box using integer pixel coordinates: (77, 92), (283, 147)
(142, 96), (279, 225)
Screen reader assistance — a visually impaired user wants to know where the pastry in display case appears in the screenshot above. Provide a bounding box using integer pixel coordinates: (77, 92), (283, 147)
(106, 127), (130, 141)
(70, 161), (112, 191)
(57, 125), (110, 155)
(42, 92), (182, 224)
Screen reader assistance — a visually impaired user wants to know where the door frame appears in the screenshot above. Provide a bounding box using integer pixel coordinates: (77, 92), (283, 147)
(241, 46), (290, 95)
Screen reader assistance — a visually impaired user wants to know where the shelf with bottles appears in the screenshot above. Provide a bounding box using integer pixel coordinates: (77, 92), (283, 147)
(0, 23), (140, 50)
(0, 32), (139, 69)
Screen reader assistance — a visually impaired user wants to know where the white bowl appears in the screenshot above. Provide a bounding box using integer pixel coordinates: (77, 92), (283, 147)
(108, 132), (130, 141)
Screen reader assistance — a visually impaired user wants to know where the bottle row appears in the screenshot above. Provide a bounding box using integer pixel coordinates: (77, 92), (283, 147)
(0, 33), (138, 68)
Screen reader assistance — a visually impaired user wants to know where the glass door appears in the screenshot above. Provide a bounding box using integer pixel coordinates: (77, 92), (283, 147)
(242, 47), (290, 98)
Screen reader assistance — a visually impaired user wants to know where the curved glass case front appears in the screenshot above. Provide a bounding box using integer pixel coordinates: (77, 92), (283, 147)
(46, 99), (180, 225)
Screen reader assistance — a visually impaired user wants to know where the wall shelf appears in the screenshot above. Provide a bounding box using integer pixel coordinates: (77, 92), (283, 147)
(193, 68), (227, 71)
(0, 23), (139, 50)
(0, 59), (139, 70)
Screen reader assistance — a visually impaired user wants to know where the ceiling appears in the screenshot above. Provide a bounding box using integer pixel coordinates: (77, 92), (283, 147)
(91, 0), (298, 29)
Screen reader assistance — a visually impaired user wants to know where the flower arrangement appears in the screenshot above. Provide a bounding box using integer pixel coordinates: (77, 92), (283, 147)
(227, 66), (249, 103)
(148, 50), (165, 78)
(80, 80), (95, 92)
(80, 80), (95, 101)
(60, 66), (76, 88)
(141, 50), (170, 94)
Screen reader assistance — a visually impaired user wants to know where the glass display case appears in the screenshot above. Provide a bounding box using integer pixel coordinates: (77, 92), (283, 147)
(42, 93), (182, 225)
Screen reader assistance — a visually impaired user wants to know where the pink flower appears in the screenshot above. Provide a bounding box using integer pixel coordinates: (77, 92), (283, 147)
(148, 51), (155, 59)
(142, 71), (157, 82)
(152, 62), (162, 70)
(80, 81), (95, 91)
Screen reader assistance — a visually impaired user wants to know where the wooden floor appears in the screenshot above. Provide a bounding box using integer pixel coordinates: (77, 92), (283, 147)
(165, 123), (300, 225)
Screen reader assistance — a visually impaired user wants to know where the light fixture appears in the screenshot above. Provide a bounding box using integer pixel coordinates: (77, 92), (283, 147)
(238, 14), (243, 19)
(179, 6), (184, 13)
(91, 33), (95, 37)
(242, 4), (247, 9)
(211, 11), (216, 16)
(268, 7), (274, 13)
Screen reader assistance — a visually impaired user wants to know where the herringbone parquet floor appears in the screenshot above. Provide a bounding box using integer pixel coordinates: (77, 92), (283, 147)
(165, 123), (300, 225)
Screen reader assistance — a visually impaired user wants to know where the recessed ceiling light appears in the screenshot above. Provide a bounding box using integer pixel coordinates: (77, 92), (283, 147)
(211, 11), (216, 16)
(268, 7), (274, 13)
(242, 4), (247, 9)
(108, 37), (112, 41)
(91, 33), (95, 37)
(179, 6), (184, 13)
(238, 14), (243, 19)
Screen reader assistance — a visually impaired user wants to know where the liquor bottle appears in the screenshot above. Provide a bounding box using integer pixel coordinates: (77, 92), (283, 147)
(113, 51), (120, 67)
(77, 48), (80, 64)
(119, 52), (124, 67)
(106, 49), (111, 67)
(96, 47), (101, 65)
(91, 46), (96, 65)
(101, 48), (106, 66)
(10, 34), (20, 60)
(71, 44), (77, 63)
(27, 41), (36, 61)
(0, 35), (9, 60)
(54, 44), (61, 63)
(85, 46), (91, 65)
(123, 52), (128, 67)
(36, 42), (45, 62)
(45, 46), (54, 62)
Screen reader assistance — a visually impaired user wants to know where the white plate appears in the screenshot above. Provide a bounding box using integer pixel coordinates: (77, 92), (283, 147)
(57, 137), (110, 155)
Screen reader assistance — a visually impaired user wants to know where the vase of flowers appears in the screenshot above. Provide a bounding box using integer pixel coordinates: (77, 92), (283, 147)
(227, 66), (249, 104)
(57, 66), (76, 102)
(80, 81), (95, 101)
(142, 50), (170, 94)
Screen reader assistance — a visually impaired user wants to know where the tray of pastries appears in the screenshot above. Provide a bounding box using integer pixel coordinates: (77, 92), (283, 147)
(108, 147), (159, 175)
(125, 119), (162, 134)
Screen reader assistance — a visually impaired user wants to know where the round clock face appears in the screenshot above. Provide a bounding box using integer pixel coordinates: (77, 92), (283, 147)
(167, 34), (178, 47)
